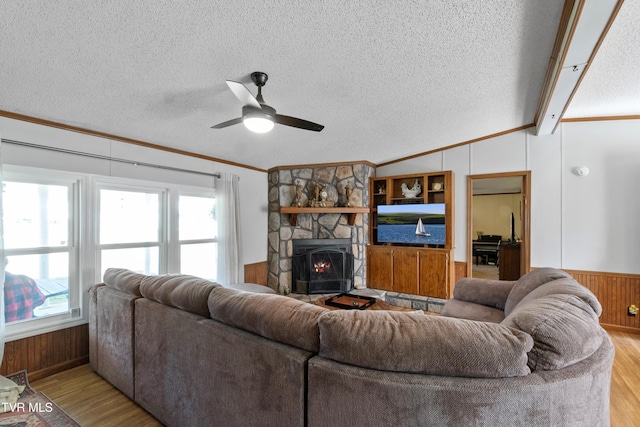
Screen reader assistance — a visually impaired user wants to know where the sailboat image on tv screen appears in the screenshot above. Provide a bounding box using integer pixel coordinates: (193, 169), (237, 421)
(415, 218), (430, 237)
(377, 203), (445, 245)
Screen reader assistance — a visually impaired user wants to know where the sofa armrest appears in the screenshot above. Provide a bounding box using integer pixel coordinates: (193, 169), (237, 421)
(452, 278), (517, 310)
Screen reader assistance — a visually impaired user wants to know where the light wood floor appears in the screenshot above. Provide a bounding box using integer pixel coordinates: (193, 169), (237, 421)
(32, 330), (640, 427)
(472, 264), (499, 280)
(32, 365), (162, 426)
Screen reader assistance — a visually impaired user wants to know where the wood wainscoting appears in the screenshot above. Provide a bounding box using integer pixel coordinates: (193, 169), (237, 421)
(244, 261), (269, 286)
(454, 262), (468, 282)
(566, 269), (640, 333)
(0, 324), (89, 381)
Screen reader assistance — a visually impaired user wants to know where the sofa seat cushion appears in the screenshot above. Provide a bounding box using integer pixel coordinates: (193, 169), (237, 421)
(502, 293), (603, 371)
(318, 310), (533, 378)
(103, 268), (146, 296)
(140, 274), (219, 317)
(504, 268), (573, 316)
(208, 287), (328, 352)
(440, 299), (505, 323)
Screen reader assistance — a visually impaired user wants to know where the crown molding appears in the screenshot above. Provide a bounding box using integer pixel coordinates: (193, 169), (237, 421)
(0, 110), (267, 173)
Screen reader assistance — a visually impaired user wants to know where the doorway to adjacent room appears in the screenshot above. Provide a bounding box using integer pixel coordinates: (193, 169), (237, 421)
(467, 172), (531, 279)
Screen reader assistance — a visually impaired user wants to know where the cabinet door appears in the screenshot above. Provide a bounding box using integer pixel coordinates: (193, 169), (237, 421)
(366, 246), (393, 291)
(393, 248), (419, 295)
(418, 251), (449, 298)
(499, 244), (521, 280)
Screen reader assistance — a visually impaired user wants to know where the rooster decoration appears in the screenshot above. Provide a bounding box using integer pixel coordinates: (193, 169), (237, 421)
(401, 180), (422, 198)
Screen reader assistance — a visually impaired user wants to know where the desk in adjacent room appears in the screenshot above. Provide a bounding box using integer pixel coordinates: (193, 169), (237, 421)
(499, 243), (521, 280)
(472, 240), (500, 265)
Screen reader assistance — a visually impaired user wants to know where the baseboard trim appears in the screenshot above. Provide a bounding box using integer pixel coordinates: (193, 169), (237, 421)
(601, 323), (640, 335)
(28, 356), (90, 382)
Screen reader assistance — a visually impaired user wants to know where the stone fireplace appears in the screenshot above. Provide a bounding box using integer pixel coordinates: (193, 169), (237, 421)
(267, 163), (375, 294)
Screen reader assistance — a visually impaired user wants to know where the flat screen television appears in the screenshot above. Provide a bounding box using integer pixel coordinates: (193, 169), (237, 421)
(377, 203), (446, 246)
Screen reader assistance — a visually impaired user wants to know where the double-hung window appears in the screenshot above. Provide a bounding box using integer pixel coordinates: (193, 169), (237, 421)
(3, 174), (79, 325)
(178, 193), (217, 280)
(97, 185), (164, 277)
(2, 166), (218, 338)
(96, 184), (217, 280)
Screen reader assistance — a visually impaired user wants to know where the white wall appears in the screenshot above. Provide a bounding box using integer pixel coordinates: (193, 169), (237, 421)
(0, 116), (268, 270)
(473, 193), (522, 240)
(561, 120), (640, 273)
(378, 119), (640, 275)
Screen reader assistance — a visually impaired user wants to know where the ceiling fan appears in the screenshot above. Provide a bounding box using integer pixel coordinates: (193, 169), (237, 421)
(211, 71), (324, 133)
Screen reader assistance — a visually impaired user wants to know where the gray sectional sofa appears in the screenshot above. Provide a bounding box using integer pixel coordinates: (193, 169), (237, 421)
(89, 267), (613, 427)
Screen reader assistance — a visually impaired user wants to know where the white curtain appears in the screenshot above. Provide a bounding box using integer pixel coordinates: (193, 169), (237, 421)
(0, 136), (5, 365)
(216, 173), (242, 286)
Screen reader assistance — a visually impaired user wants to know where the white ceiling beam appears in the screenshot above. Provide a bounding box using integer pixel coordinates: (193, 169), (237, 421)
(535, 0), (623, 135)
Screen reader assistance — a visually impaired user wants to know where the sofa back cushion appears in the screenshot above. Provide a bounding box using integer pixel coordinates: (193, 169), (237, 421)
(512, 277), (602, 317)
(504, 268), (573, 316)
(103, 268), (146, 296)
(140, 274), (219, 317)
(502, 284), (603, 371)
(208, 287), (328, 353)
(318, 310), (533, 378)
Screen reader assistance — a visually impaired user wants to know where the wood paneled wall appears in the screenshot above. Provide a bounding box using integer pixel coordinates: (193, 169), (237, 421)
(566, 269), (640, 332)
(244, 261), (269, 286)
(455, 262), (468, 282)
(0, 324), (89, 381)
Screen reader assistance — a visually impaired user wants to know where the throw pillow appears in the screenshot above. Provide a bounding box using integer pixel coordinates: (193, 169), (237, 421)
(0, 376), (25, 413)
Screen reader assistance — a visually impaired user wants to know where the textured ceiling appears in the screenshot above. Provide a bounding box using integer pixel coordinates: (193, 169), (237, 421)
(564, 0), (640, 118)
(0, 1), (637, 171)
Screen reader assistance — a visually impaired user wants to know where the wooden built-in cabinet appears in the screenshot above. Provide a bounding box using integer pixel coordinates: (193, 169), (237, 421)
(419, 249), (451, 298)
(366, 245), (453, 298)
(367, 171), (455, 298)
(499, 243), (521, 281)
(366, 246), (393, 290)
(393, 247), (419, 295)
(370, 171), (454, 247)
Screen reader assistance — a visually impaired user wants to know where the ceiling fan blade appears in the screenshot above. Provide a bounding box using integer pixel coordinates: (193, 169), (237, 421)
(226, 80), (261, 109)
(274, 114), (324, 132)
(211, 117), (243, 129)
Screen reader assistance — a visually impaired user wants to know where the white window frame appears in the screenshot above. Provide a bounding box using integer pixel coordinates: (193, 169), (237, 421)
(94, 181), (168, 277)
(3, 166), (83, 341)
(93, 177), (216, 280)
(2, 167), (217, 341)
(174, 190), (217, 280)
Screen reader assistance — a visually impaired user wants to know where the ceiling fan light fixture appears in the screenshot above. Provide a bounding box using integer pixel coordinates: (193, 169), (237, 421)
(212, 72), (323, 132)
(243, 114), (274, 133)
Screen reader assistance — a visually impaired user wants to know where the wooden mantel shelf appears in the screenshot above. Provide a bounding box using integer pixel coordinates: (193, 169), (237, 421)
(280, 206), (369, 226)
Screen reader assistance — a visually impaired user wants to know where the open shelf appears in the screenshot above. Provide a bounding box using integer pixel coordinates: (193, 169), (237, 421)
(370, 171), (454, 248)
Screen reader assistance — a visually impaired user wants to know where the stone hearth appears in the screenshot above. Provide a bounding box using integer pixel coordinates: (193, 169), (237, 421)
(268, 163), (375, 294)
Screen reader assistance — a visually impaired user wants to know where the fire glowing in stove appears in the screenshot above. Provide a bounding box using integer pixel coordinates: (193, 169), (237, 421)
(313, 261), (332, 273)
